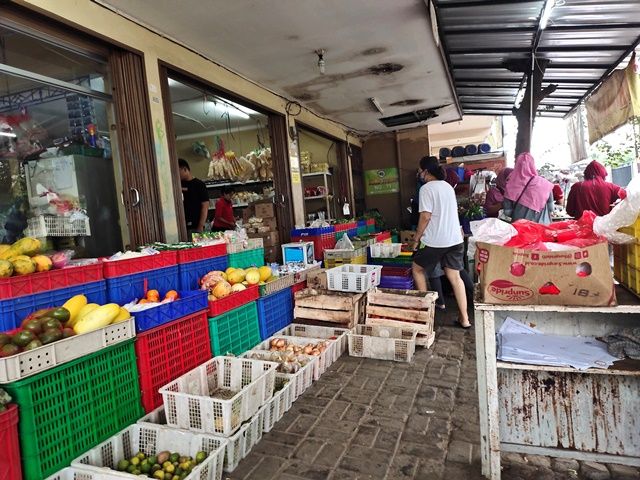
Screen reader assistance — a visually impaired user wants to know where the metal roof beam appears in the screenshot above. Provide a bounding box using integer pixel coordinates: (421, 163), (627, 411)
(453, 64), (610, 70)
(436, 0), (532, 8)
(444, 23), (640, 35)
(449, 45), (627, 54)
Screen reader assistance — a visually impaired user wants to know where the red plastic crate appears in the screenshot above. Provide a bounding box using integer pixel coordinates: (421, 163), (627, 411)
(0, 263), (103, 300)
(381, 266), (412, 277)
(375, 231), (391, 243)
(208, 284), (259, 317)
(291, 280), (307, 296)
(103, 251), (177, 278)
(334, 223), (351, 233)
(291, 234), (336, 261)
(0, 404), (22, 480)
(135, 310), (212, 413)
(366, 219), (375, 226)
(176, 243), (227, 264)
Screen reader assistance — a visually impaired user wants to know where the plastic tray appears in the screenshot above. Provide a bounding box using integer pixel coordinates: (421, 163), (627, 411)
(3, 340), (143, 480)
(208, 284), (259, 317)
(253, 335), (334, 380)
(375, 231), (391, 243)
(102, 250), (177, 278)
(274, 323), (350, 361)
(0, 404), (22, 480)
(370, 243), (403, 258)
(348, 324), (417, 362)
(179, 256), (228, 290)
(0, 280), (107, 332)
(135, 311), (212, 413)
(227, 248), (264, 269)
(159, 356), (277, 436)
(259, 273), (295, 296)
(379, 276), (415, 290)
(0, 263), (103, 300)
(326, 264), (382, 293)
(243, 350), (315, 399)
(71, 424), (226, 480)
(132, 289), (208, 333)
(226, 238), (264, 254)
(257, 287), (293, 340)
(208, 302), (261, 356)
(324, 247), (367, 261)
(0, 317), (134, 383)
(106, 266), (179, 305)
(177, 242), (227, 264)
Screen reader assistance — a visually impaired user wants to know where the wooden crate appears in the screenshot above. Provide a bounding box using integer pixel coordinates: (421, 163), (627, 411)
(365, 288), (437, 347)
(294, 289), (366, 329)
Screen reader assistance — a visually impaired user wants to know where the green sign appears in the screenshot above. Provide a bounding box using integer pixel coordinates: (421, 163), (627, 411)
(365, 168), (399, 195)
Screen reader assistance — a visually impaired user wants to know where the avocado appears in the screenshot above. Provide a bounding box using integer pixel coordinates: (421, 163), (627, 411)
(12, 330), (36, 347)
(62, 327), (76, 339)
(40, 329), (63, 345)
(50, 307), (70, 323)
(0, 343), (20, 357)
(22, 319), (43, 336)
(41, 318), (62, 331)
(24, 308), (55, 324)
(0, 333), (11, 347)
(24, 339), (43, 351)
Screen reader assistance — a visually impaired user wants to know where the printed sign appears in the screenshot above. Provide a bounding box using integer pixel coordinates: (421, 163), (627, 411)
(364, 168), (399, 195)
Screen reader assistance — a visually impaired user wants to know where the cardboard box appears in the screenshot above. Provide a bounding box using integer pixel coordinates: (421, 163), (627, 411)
(400, 230), (415, 244)
(248, 231), (279, 247)
(264, 245), (280, 263)
(260, 217), (277, 230)
(255, 202), (275, 218)
(306, 268), (328, 290)
(475, 242), (616, 307)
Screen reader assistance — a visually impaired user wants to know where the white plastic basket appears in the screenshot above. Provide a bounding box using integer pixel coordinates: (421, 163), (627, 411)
(243, 350), (315, 399)
(274, 324), (350, 361)
(253, 335), (333, 380)
(159, 356), (277, 436)
(348, 324), (417, 362)
(25, 215), (91, 237)
(262, 376), (291, 433)
(326, 264), (382, 293)
(369, 243), (402, 258)
(71, 424), (226, 480)
(46, 467), (115, 480)
(0, 317), (135, 383)
(226, 238), (263, 254)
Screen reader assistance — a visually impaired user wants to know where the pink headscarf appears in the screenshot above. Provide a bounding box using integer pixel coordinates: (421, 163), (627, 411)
(503, 152), (554, 213)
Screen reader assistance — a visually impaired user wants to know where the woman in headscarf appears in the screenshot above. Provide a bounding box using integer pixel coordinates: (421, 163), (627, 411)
(484, 167), (513, 217)
(566, 160), (622, 218)
(502, 152), (555, 224)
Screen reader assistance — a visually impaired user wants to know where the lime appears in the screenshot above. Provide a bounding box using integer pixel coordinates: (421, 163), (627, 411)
(116, 459), (130, 471)
(195, 451), (207, 464)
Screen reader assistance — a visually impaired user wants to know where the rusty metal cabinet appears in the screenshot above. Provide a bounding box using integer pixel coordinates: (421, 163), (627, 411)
(475, 296), (640, 479)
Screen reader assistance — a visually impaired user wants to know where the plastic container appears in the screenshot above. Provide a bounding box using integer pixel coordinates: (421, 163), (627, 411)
(374, 231), (391, 243)
(46, 467), (115, 480)
(366, 219), (376, 234)
(465, 144), (478, 155)
(243, 349), (315, 400)
(159, 356), (277, 436)
(262, 375), (293, 432)
(370, 243), (402, 258)
(226, 238), (263, 254)
(451, 145), (465, 157)
(177, 242), (227, 263)
(259, 274), (295, 297)
(208, 285), (259, 317)
(348, 324), (417, 362)
(291, 280), (307, 296)
(71, 424), (226, 480)
(439, 147), (451, 159)
(0, 404), (21, 480)
(291, 226), (336, 261)
(0, 280), (107, 332)
(381, 266), (412, 277)
(478, 143), (491, 154)
(227, 248), (264, 269)
(208, 302), (261, 356)
(253, 335), (334, 380)
(132, 289), (208, 333)
(326, 264), (382, 293)
(0, 317), (134, 383)
(3, 340), (143, 480)
(379, 276), (415, 290)
(135, 311), (212, 413)
(106, 266), (179, 305)
(0, 262), (103, 300)
(257, 287), (293, 340)
(274, 323), (350, 360)
(178, 256), (228, 290)
(102, 251), (177, 278)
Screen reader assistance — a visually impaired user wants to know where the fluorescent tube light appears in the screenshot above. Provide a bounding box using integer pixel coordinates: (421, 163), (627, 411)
(0, 131), (17, 138)
(369, 97), (384, 114)
(540, 0), (555, 30)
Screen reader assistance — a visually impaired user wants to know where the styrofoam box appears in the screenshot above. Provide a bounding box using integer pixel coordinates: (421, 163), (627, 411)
(253, 335), (334, 380)
(0, 317), (135, 383)
(274, 324), (350, 361)
(159, 356), (277, 436)
(71, 424), (226, 480)
(348, 324), (417, 362)
(326, 264), (382, 293)
(243, 350), (315, 400)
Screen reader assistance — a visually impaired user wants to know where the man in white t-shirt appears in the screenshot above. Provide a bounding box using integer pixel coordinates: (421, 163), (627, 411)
(411, 156), (470, 328)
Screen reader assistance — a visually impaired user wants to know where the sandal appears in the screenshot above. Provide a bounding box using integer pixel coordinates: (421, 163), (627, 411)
(458, 319), (472, 329)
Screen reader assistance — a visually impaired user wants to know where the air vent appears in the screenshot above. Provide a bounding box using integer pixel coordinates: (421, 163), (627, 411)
(378, 108), (439, 128)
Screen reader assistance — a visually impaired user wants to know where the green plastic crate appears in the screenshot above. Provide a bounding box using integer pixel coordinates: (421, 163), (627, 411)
(367, 225), (376, 234)
(228, 248), (264, 269)
(3, 340), (143, 480)
(209, 301), (261, 356)
(356, 226), (368, 236)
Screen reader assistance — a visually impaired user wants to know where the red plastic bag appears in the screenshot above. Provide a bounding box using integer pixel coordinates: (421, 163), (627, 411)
(504, 213), (604, 250)
(504, 220), (548, 250)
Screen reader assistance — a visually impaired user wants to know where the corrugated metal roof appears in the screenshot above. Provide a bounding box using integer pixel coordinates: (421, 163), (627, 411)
(432, 0), (640, 117)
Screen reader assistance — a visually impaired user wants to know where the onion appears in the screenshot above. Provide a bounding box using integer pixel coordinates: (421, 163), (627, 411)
(276, 339), (285, 348)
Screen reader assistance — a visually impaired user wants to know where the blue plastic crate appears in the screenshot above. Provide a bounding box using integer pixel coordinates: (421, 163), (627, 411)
(0, 280), (106, 331)
(106, 266), (179, 304)
(379, 276), (415, 290)
(178, 256), (228, 290)
(257, 287), (293, 340)
(348, 228), (358, 238)
(290, 226), (335, 237)
(132, 290), (208, 333)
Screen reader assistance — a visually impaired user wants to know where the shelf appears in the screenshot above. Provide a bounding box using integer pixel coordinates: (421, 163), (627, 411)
(209, 203), (249, 210)
(205, 179), (273, 188)
(304, 195), (329, 201)
(496, 359), (640, 377)
(303, 172), (331, 177)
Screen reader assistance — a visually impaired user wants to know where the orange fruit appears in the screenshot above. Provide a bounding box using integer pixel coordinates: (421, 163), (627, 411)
(146, 289), (160, 302)
(164, 290), (179, 301)
(138, 299), (150, 304)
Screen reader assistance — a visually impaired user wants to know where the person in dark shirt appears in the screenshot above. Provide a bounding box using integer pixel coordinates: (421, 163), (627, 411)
(179, 158), (209, 236)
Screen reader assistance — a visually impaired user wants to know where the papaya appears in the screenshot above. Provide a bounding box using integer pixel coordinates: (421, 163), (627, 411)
(0, 237), (40, 260)
(0, 259), (13, 278)
(11, 255), (36, 275)
(32, 255), (52, 272)
(63, 295), (87, 325)
(0, 245), (10, 257)
(73, 303), (120, 334)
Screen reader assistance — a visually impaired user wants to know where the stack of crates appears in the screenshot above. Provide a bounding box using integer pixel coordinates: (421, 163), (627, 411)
(615, 217), (640, 295)
(323, 247), (367, 269)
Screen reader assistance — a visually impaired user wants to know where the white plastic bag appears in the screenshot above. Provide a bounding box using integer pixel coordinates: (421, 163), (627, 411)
(593, 176), (640, 244)
(468, 218), (518, 260)
(335, 234), (354, 250)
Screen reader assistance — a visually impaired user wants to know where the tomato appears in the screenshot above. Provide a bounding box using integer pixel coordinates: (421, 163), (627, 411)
(164, 290), (179, 301)
(146, 289), (160, 302)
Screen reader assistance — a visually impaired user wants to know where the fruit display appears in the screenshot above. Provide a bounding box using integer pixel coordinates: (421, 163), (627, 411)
(126, 289), (180, 308)
(114, 450), (208, 478)
(0, 238), (89, 279)
(201, 266), (273, 301)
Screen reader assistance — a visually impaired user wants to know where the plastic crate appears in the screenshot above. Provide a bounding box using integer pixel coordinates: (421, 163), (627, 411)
(326, 264), (382, 293)
(291, 226), (336, 261)
(370, 255), (414, 267)
(356, 226), (368, 236)
(243, 349), (316, 399)
(324, 247), (367, 263)
(102, 251), (177, 278)
(135, 311), (212, 413)
(0, 317), (134, 383)
(253, 335), (334, 380)
(257, 288), (293, 340)
(291, 281), (307, 296)
(226, 238), (264, 254)
(208, 285), (259, 317)
(381, 266), (412, 277)
(208, 302), (261, 356)
(348, 324), (417, 362)
(227, 248), (264, 269)
(159, 356), (277, 436)
(132, 289), (208, 333)
(370, 243), (402, 258)
(0, 404), (21, 480)
(262, 376), (293, 433)
(274, 323), (350, 360)
(25, 215), (91, 237)
(0, 280), (107, 332)
(0, 263), (103, 300)
(379, 276), (415, 290)
(177, 242), (227, 263)
(375, 231), (391, 243)
(106, 266), (179, 305)
(71, 424), (226, 480)
(324, 254), (366, 269)
(178, 256), (228, 290)
(3, 340), (143, 480)
(259, 274), (295, 296)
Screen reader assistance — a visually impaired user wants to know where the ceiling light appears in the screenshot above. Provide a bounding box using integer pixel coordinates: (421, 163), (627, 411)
(316, 49), (326, 75)
(207, 100), (250, 120)
(540, 0), (555, 30)
(369, 97), (384, 114)
(0, 131), (16, 138)
(168, 78), (180, 87)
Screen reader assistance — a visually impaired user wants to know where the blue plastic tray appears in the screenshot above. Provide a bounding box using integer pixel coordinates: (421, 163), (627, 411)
(257, 287), (293, 340)
(106, 266), (179, 305)
(178, 256), (228, 290)
(0, 280), (107, 332)
(379, 276), (414, 290)
(132, 290), (208, 333)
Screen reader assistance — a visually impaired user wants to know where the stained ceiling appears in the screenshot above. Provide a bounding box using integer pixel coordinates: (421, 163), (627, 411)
(94, 0), (460, 132)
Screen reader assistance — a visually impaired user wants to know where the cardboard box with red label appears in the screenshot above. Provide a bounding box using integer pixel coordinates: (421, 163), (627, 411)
(475, 241), (616, 307)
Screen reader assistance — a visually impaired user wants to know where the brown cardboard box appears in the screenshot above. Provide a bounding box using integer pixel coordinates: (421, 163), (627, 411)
(260, 217), (277, 230)
(400, 230), (415, 244)
(248, 231), (279, 247)
(306, 268), (328, 290)
(255, 202), (275, 218)
(475, 241), (616, 306)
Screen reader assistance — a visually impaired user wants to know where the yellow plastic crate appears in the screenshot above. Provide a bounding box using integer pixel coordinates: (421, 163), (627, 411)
(324, 254), (366, 269)
(627, 266), (640, 294)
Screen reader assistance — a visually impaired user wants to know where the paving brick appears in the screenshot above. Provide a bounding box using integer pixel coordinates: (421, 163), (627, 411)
(351, 425), (378, 447)
(314, 442), (348, 468)
(287, 414), (320, 435)
(581, 461), (611, 480)
(446, 440), (474, 464)
(329, 469), (359, 480)
(309, 426), (353, 443)
(245, 455), (286, 480)
(263, 431), (305, 447)
(606, 463), (640, 479)
(283, 461), (333, 480)
(387, 454), (420, 479)
(341, 404), (369, 423)
(252, 439), (296, 458)
(293, 439), (325, 463)
(339, 454), (391, 477)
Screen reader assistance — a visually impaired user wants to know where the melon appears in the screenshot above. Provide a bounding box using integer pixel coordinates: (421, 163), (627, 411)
(231, 283), (247, 292)
(258, 266), (272, 282)
(245, 270), (261, 285)
(212, 280), (232, 299)
(225, 267), (236, 276)
(227, 270), (245, 285)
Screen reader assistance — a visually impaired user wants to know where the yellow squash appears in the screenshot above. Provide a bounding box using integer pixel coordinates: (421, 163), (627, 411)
(69, 303), (99, 327)
(62, 295), (88, 325)
(73, 303), (120, 334)
(112, 307), (130, 323)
